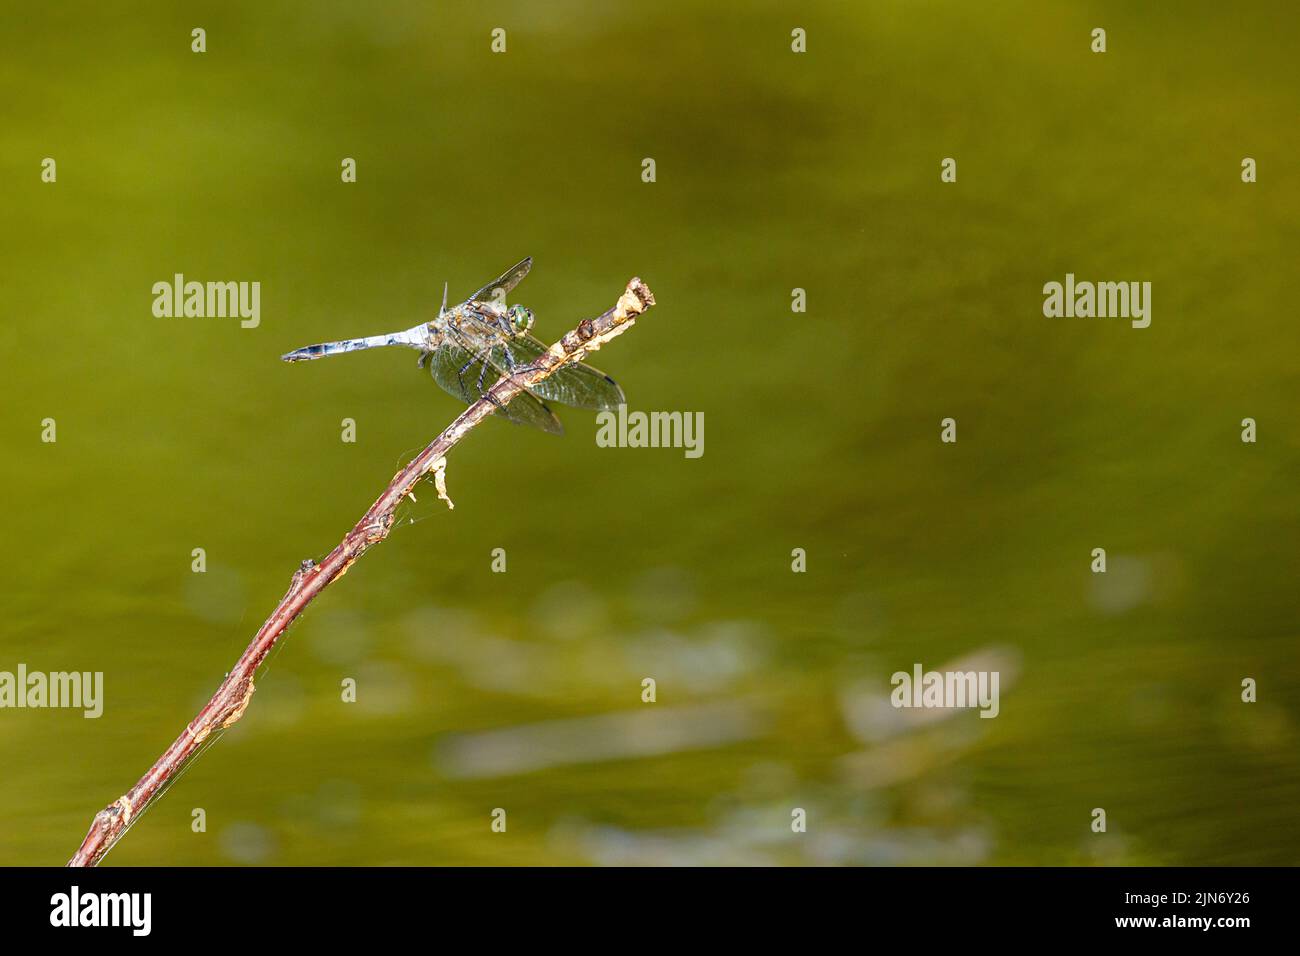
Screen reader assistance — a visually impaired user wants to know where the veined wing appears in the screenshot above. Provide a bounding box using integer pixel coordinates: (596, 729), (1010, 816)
(427, 340), (563, 435)
(467, 256), (532, 307)
(482, 332), (625, 411)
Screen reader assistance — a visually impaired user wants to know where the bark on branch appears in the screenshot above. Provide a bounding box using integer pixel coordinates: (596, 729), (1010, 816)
(67, 277), (656, 867)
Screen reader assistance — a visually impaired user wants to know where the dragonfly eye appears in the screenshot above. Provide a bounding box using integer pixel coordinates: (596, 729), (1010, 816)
(510, 305), (534, 333)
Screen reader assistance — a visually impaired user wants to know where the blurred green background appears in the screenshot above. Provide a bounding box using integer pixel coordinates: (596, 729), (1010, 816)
(3, 1), (1299, 865)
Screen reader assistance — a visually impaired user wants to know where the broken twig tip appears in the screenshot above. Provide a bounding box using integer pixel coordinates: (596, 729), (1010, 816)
(430, 457), (454, 509)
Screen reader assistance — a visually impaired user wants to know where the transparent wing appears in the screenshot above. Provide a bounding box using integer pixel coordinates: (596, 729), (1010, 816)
(468, 256), (533, 307)
(491, 387), (564, 434)
(483, 333), (625, 411)
(427, 341), (563, 435)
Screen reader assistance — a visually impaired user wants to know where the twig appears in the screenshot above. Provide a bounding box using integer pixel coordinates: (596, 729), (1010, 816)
(67, 277), (656, 867)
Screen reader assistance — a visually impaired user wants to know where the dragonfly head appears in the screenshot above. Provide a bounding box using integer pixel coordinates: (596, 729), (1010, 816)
(508, 304), (534, 335)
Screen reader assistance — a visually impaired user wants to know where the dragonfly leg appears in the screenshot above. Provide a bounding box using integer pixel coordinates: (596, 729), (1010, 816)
(455, 352), (505, 408)
(416, 350), (430, 369)
(476, 354), (501, 406)
(499, 343), (531, 382)
(501, 341), (542, 380)
(455, 356), (475, 399)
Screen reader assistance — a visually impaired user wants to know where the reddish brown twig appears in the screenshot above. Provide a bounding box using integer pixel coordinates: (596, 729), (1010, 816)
(67, 277), (655, 866)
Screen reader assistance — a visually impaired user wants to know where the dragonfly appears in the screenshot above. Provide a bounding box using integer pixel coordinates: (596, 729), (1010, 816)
(281, 257), (624, 434)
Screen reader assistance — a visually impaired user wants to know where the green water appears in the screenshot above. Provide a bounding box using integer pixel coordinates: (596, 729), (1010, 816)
(2, 1), (1298, 865)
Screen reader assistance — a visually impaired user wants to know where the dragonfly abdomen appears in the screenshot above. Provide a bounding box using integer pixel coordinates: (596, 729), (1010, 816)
(281, 327), (428, 362)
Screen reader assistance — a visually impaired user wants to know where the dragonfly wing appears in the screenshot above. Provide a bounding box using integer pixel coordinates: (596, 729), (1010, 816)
(468, 256), (532, 307)
(427, 341), (563, 435)
(492, 386), (564, 434)
(485, 333), (625, 411)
